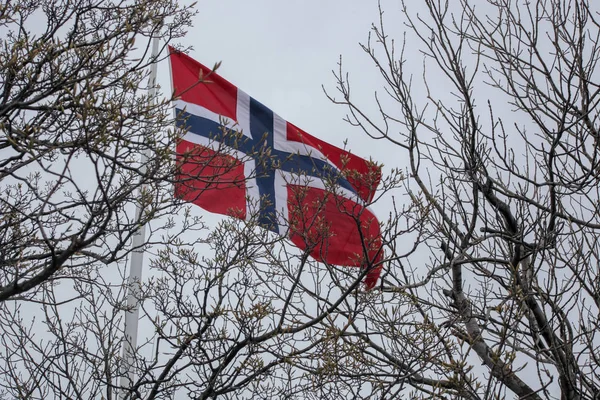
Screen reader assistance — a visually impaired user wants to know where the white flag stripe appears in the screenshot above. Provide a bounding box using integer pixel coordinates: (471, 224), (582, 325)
(234, 90), (261, 219)
(236, 90), (252, 139)
(274, 172), (290, 235)
(243, 165), (261, 222)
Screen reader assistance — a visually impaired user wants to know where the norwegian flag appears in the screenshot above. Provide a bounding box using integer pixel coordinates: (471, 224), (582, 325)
(169, 48), (383, 289)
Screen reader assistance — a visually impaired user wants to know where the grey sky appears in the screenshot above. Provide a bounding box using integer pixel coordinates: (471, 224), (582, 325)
(5, 1), (590, 398)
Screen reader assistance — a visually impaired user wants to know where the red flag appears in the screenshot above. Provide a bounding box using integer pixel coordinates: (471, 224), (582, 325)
(170, 48), (383, 289)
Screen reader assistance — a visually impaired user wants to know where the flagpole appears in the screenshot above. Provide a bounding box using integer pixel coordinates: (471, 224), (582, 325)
(119, 36), (160, 398)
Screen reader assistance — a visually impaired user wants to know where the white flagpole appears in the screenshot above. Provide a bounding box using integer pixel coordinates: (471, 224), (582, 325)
(120, 36), (160, 398)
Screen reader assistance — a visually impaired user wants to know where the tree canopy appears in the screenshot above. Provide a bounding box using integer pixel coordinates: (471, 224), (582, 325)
(2, 0), (600, 399)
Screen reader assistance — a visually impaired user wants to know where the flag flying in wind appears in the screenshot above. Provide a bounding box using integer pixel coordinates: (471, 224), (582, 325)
(169, 47), (383, 289)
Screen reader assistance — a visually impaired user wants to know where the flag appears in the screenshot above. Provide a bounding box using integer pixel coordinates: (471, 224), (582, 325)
(169, 47), (383, 289)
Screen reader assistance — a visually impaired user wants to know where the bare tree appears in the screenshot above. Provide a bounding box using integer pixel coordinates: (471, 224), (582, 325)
(0, 0), (197, 301)
(6, 0), (600, 399)
(316, 0), (600, 398)
(0, 1), (395, 397)
(0, 0), (200, 398)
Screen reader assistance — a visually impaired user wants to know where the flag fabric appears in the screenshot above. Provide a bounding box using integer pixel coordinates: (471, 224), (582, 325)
(169, 47), (383, 289)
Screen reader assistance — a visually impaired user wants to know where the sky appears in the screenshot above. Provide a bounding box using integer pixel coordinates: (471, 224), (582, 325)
(5, 0), (575, 396)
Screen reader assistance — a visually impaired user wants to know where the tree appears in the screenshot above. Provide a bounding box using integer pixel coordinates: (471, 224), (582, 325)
(4, 0), (600, 399)
(0, 0), (196, 301)
(146, 0), (600, 398)
(0, 0), (200, 398)
(318, 0), (600, 398)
